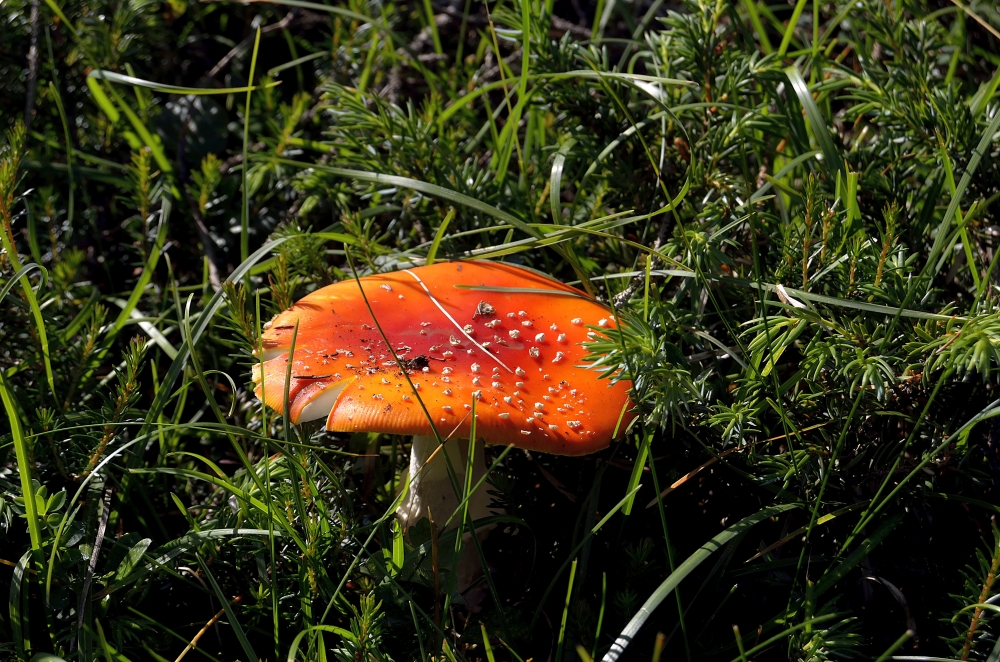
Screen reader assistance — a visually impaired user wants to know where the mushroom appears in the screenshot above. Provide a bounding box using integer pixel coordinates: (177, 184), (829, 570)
(251, 261), (635, 599)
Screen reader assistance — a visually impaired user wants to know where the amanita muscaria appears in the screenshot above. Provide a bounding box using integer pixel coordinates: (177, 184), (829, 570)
(252, 261), (635, 548)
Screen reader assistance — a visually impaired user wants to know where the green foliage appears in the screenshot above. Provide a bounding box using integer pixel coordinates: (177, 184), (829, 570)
(3, 0), (1000, 659)
(944, 526), (1000, 660)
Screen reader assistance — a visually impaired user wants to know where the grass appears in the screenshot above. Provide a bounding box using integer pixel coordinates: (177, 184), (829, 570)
(3, 0), (1000, 659)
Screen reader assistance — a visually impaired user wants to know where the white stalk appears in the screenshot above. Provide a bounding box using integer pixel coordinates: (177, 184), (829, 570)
(396, 435), (498, 610)
(397, 435), (494, 532)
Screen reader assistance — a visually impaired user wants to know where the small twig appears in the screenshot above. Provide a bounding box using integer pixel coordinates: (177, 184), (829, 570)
(417, 53), (450, 63)
(643, 426), (831, 509)
(961, 534), (1000, 660)
(218, 144), (265, 174)
(477, 48), (523, 86)
(613, 219), (676, 308)
(0, 557), (38, 573)
(174, 606), (227, 662)
(176, 566), (224, 648)
(645, 452), (725, 507)
(207, 12), (295, 78)
(523, 449), (577, 503)
(550, 15), (592, 39)
(947, 0), (1000, 42)
(612, 278), (644, 308)
(437, 4), (591, 39)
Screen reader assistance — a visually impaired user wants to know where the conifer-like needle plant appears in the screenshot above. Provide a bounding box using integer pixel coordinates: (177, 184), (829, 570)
(2, 0), (1000, 659)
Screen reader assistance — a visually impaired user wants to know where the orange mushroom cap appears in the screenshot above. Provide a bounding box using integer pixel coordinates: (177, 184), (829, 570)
(252, 261), (636, 455)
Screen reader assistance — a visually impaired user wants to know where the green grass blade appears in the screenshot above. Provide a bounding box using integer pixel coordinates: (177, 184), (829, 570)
(784, 65), (844, 178)
(413, 603), (430, 662)
(495, 0), (531, 185)
(724, 614), (839, 661)
(556, 559), (578, 662)
(88, 69), (278, 95)
(271, 158), (542, 239)
(987, 630), (1000, 662)
(0, 263), (45, 307)
(873, 630), (914, 662)
(602, 503), (799, 662)
(733, 625), (748, 662)
(441, 445), (514, 530)
(236, 0), (436, 83)
(421, 0), (442, 54)
(110, 200), (169, 335)
(141, 236), (290, 432)
(0, 230), (54, 394)
(718, 275), (965, 321)
(267, 50), (328, 78)
(425, 207), (455, 265)
(937, 142), (980, 289)
(196, 554), (258, 662)
(814, 513), (903, 598)
(440, 396), (480, 624)
(970, 61), (1000, 118)
(550, 139), (575, 223)
(287, 625), (355, 661)
(742, 0), (773, 53)
(40, 0), (78, 36)
(924, 106), (1000, 278)
(107, 298), (178, 359)
(241, 26), (262, 263)
(391, 518), (404, 577)
(845, 170), (859, 224)
(48, 81), (74, 227)
(24, 198), (42, 264)
(777, 0), (808, 56)
(132, 467), (305, 550)
(480, 623), (497, 662)
(95, 79), (176, 189)
(104, 529), (280, 596)
(94, 619), (136, 662)
(10, 550), (33, 660)
(86, 76), (120, 123)
(436, 71), (694, 128)
(622, 430), (651, 516)
(357, 31), (381, 93)
(582, 117), (655, 180)
(621, 268), (962, 321)
(531, 485), (643, 629)
(1, 374), (42, 552)
(467, 519), (512, 640)
(590, 573), (607, 661)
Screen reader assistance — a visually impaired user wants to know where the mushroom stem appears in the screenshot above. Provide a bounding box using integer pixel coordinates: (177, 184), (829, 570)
(397, 435), (494, 533)
(397, 435), (497, 609)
